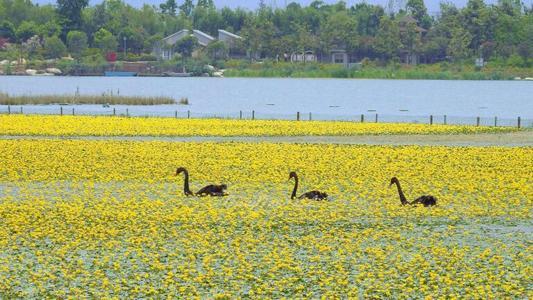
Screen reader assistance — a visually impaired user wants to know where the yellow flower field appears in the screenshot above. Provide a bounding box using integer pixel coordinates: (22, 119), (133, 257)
(0, 115), (518, 137)
(0, 139), (531, 298)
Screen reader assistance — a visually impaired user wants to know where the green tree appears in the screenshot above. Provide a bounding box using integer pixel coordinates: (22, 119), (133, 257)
(207, 40), (228, 60)
(374, 16), (401, 59)
(400, 21), (422, 61)
(240, 16), (275, 60)
(174, 35), (198, 57)
(422, 29), (449, 63)
(94, 28), (118, 53)
(448, 26), (472, 60)
(119, 28), (145, 54)
(38, 21), (62, 38)
(517, 17), (532, 65)
(197, 0), (214, 9)
(460, 0), (492, 52)
(405, 0), (432, 29)
(493, 0), (523, 57)
(57, 0), (89, 34)
(193, 6), (223, 35)
(44, 35), (67, 58)
(319, 11), (358, 54)
(180, 0), (195, 16)
(67, 30), (88, 59)
(294, 23), (317, 55)
(352, 3), (384, 36)
(0, 0), (34, 26)
(16, 21), (38, 42)
(0, 21), (16, 41)
(160, 0), (178, 15)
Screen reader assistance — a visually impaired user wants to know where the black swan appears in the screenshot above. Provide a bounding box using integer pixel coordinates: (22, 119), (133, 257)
(389, 177), (437, 207)
(289, 172), (328, 200)
(176, 167), (228, 197)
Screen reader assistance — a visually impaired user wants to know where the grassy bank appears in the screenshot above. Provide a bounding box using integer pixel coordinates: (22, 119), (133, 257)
(0, 93), (176, 105)
(223, 61), (533, 80)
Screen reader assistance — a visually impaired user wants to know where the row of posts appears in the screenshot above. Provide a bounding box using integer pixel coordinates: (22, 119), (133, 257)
(3, 105), (524, 128)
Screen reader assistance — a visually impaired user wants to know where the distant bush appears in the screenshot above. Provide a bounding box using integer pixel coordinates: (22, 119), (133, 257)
(507, 55), (525, 68)
(139, 54), (157, 61)
(125, 53), (141, 61)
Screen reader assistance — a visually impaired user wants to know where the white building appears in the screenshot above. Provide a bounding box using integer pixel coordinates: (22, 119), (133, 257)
(153, 29), (242, 60)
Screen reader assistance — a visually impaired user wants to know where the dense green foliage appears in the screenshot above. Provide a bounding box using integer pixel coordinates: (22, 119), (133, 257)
(0, 0), (531, 73)
(223, 60), (532, 80)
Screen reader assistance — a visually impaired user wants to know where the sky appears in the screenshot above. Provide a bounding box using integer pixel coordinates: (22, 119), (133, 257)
(32, 0), (531, 16)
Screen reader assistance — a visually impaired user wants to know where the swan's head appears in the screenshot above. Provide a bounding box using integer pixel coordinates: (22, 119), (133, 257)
(176, 167), (187, 176)
(389, 177), (399, 187)
(289, 172), (297, 181)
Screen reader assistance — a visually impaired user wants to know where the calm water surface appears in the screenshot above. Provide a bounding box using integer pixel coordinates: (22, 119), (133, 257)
(0, 76), (531, 118)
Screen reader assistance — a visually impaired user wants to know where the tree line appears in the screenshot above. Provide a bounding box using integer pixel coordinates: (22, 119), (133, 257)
(0, 0), (531, 67)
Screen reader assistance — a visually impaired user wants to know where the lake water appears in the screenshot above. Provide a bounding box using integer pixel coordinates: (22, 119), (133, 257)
(0, 77), (532, 124)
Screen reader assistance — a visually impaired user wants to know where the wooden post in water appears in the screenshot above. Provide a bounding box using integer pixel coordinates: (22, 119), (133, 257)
(430, 115), (433, 125)
(20, 107), (23, 114)
(517, 116), (521, 129)
(113, 108), (116, 116)
(252, 110), (255, 120)
(7, 105), (10, 115)
(60, 106), (63, 116)
(72, 108), (75, 116)
(375, 113), (378, 123)
(494, 116), (497, 127)
(444, 115), (447, 125)
(126, 108), (129, 117)
(239, 110), (242, 120)
(297, 112), (300, 121)
(309, 112), (312, 121)
(361, 114), (364, 123)
(187, 110), (190, 119)
(476, 117), (480, 126)
(175, 110), (178, 118)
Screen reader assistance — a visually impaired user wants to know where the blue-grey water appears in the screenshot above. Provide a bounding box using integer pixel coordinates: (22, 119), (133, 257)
(0, 77), (532, 124)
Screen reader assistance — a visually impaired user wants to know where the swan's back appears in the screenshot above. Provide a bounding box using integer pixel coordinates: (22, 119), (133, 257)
(414, 195), (437, 207)
(299, 191), (328, 201)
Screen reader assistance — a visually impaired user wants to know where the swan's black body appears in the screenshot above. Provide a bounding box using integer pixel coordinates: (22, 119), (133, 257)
(175, 167), (228, 197)
(289, 172), (328, 201)
(196, 184), (228, 197)
(410, 195), (437, 207)
(389, 177), (437, 207)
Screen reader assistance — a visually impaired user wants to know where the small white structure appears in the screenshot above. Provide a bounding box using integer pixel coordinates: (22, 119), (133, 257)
(331, 49), (348, 66)
(291, 51), (317, 63)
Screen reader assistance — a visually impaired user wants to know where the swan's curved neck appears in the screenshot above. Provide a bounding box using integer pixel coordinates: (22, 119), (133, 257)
(291, 176), (298, 199)
(393, 180), (408, 205)
(182, 170), (192, 195)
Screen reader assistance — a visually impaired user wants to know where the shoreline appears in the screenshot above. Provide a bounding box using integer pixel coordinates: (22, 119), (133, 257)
(2, 73), (533, 81)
